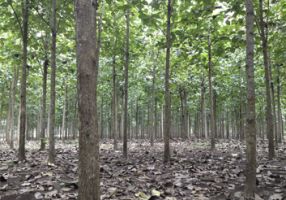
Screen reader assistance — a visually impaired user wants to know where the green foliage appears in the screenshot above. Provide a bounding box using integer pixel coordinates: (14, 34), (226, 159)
(0, 0), (285, 132)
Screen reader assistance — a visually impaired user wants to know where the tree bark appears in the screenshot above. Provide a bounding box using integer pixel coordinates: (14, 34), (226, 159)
(276, 65), (283, 143)
(258, 0), (275, 159)
(164, 0), (172, 163)
(62, 82), (67, 140)
(18, 0), (29, 161)
(208, 32), (216, 150)
(135, 100), (139, 139)
(154, 99), (158, 139)
(48, 0), (57, 164)
(75, 0), (100, 199)
(150, 64), (156, 146)
(40, 57), (48, 149)
(123, 7), (130, 159)
(7, 66), (19, 149)
(271, 81), (278, 147)
(179, 87), (188, 139)
(239, 66), (245, 141)
(112, 37), (118, 150)
(200, 78), (206, 138)
(244, 0), (257, 198)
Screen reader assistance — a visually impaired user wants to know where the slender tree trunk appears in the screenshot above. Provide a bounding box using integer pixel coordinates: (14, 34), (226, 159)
(123, 8), (130, 159)
(147, 102), (153, 146)
(258, 0), (274, 159)
(135, 100), (139, 139)
(206, 114), (210, 139)
(164, 0), (172, 163)
(62, 82), (67, 140)
(179, 87), (188, 139)
(271, 81), (278, 148)
(160, 106), (164, 139)
(75, 0), (100, 199)
(73, 99), (78, 139)
(200, 78), (206, 138)
(239, 66), (245, 141)
(112, 37), (118, 150)
(6, 81), (13, 146)
(276, 65), (283, 143)
(120, 102), (124, 140)
(208, 31), (215, 149)
(150, 64), (156, 146)
(9, 66), (19, 149)
(154, 98), (158, 139)
(101, 98), (105, 138)
(18, 0), (29, 161)
(244, 0), (257, 198)
(48, 0), (57, 164)
(95, 0), (103, 76)
(226, 111), (230, 139)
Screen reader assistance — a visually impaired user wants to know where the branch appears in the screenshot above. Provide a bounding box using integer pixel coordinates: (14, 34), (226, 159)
(32, 4), (50, 28)
(254, 14), (263, 38)
(8, 1), (23, 36)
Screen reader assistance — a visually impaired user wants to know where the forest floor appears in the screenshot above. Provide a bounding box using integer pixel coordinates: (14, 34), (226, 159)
(0, 140), (286, 200)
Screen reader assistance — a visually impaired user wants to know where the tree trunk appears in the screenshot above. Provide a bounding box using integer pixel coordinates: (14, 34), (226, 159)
(208, 32), (215, 150)
(7, 66), (19, 149)
(62, 82), (67, 140)
(75, 0), (100, 199)
(150, 64), (156, 146)
(271, 81), (278, 148)
(149, 93), (154, 146)
(276, 65), (283, 143)
(123, 8), (130, 159)
(200, 78), (206, 138)
(154, 98), (158, 139)
(226, 111), (230, 139)
(48, 0), (57, 164)
(6, 80), (13, 146)
(258, 0), (274, 159)
(163, 0), (172, 163)
(179, 87), (188, 139)
(244, 0), (257, 198)
(40, 57), (48, 149)
(112, 37), (118, 150)
(18, 0), (29, 161)
(239, 66), (245, 141)
(135, 100), (139, 139)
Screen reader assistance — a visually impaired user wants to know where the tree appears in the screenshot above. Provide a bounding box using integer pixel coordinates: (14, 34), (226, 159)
(208, 31), (216, 150)
(40, 58), (48, 150)
(18, 0), (29, 161)
(112, 36), (118, 150)
(75, 0), (100, 199)
(258, 0), (275, 159)
(6, 65), (19, 149)
(179, 86), (188, 139)
(123, 6), (130, 159)
(48, 0), (57, 164)
(164, 0), (172, 163)
(244, 0), (257, 198)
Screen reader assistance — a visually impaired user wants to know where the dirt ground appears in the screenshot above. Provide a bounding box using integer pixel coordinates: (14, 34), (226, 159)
(0, 140), (286, 200)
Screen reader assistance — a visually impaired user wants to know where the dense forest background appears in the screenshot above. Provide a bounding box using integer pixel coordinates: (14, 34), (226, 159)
(0, 0), (286, 199)
(0, 0), (285, 144)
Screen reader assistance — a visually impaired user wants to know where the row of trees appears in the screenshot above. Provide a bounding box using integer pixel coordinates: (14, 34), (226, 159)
(1, 0), (285, 148)
(0, 0), (286, 199)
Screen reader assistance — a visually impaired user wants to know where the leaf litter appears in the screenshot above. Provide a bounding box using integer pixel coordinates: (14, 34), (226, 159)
(0, 140), (286, 200)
